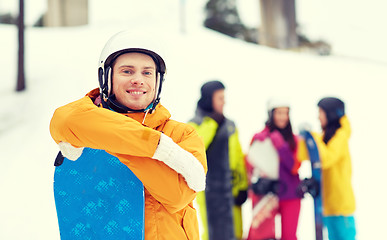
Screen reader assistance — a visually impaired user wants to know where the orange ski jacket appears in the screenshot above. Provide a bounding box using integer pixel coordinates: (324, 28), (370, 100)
(50, 88), (207, 240)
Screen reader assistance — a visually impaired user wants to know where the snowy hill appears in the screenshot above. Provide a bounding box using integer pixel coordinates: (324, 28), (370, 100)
(1, 0), (387, 239)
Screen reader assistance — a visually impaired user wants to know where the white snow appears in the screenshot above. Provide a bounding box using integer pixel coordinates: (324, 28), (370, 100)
(1, 0), (386, 239)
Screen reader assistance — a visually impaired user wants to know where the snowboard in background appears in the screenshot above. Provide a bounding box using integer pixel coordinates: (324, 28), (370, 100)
(301, 131), (323, 240)
(246, 138), (279, 240)
(53, 148), (144, 240)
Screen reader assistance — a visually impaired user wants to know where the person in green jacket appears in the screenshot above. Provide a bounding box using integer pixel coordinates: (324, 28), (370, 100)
(299, 97), (356, 240)
(189, 80), (248, 240)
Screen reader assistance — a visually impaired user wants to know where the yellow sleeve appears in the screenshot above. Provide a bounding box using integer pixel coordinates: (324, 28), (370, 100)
(188, 117), (218, 149)
(313, 131), (348, 169)
(312, 116), (351, 169)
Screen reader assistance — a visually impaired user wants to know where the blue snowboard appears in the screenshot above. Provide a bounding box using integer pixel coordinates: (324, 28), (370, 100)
(301, 131), (323, 240)
(53, 148), (144, 240)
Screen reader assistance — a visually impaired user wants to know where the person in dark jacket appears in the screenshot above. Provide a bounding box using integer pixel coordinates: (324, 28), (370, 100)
(189, 80), (248, 240)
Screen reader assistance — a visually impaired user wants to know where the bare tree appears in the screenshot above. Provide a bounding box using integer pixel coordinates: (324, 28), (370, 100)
(16, 0), (26, 91)
(204, 0), (246, 39)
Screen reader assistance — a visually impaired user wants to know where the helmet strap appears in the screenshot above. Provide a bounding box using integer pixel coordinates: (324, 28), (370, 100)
(106, 94), (145, 113)
(98, 67), (105, 97)
(98, 66), (111, 99)
(149, 72), (164, 113)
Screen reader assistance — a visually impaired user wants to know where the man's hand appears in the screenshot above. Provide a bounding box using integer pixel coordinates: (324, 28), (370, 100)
(298, 122), (312, 136)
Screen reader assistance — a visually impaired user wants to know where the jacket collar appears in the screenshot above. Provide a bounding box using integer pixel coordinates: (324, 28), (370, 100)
(123, 104), (171, 129)
(87, 88), (171, 129)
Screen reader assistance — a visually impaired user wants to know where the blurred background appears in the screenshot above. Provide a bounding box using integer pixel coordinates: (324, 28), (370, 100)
(1, 0), (386, 239)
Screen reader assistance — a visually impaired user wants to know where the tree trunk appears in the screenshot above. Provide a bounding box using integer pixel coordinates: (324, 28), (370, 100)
(44, 0), (88, 27)
(259, 0), (298, 49)
(16, 0), (26, 92)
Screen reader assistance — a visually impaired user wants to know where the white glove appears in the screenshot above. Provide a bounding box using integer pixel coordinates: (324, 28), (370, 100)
(298, 122), (312, 133)
(152, 133), (206, 192)
(58, 142), (84, 161)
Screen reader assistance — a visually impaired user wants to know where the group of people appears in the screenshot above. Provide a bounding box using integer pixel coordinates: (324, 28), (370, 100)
(190, 80), (356, 240)
(50, 31), (357, 240)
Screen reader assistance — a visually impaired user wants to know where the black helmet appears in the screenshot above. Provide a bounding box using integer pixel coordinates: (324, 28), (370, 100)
(318, 97), (345, 123)
(197, 80), (225, 112)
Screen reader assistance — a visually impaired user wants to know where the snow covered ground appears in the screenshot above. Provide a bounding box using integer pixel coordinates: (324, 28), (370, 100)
(0, 0), (386, 239)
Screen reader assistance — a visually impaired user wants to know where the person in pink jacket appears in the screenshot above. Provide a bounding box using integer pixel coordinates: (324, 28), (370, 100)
(246, 98), (302, 240)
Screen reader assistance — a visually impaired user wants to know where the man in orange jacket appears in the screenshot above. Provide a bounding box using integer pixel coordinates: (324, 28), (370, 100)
(50, 30), (207, 240)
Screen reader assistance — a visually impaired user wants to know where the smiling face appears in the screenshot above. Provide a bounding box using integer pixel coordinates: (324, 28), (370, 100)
(111, 52), (157, 110)
(273, 107), (290, 129)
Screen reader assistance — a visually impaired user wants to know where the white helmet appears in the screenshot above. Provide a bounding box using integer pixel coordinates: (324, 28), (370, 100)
(98, 30), (166, 112)
(267, 97), (290, 113)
